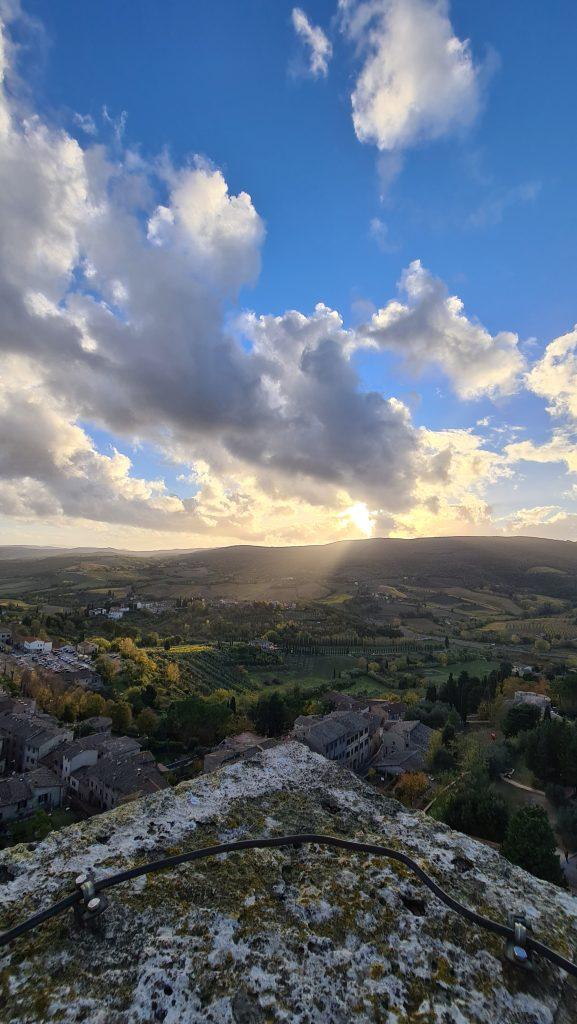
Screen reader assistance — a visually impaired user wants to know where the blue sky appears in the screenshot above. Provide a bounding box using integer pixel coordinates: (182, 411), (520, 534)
(1, 0), (577, 547)
(24, 0), (576, 337)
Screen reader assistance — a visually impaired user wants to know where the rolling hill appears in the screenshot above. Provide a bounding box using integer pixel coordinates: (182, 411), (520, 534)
(1, 536), (577, 604)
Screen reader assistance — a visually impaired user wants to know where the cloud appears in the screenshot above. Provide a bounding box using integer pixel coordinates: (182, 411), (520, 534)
(505, 430), (577, 475)
(467, 180), (541, 229)
(525, 326), (577, 419)
(355, 260), (525, 398)
(506, 505), (563, 530)
(73, 112), (97, 137)
(340, 0), (482, 151)
(291, 7), (332, 78)
(147, 160), (265, 292)
(501, 504), (577, 541)
(369, 216), (395, 251)
(0, 9), (524, 546)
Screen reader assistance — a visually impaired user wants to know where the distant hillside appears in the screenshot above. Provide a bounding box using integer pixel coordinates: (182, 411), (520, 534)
(1, 535), (577, 603)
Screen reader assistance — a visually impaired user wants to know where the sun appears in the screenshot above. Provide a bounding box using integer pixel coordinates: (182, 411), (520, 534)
(342, 502), (374, 537)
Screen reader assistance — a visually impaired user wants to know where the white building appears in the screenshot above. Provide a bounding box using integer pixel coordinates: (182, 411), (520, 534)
(108, 607), (130, 621)
(514, 691), (551, 710)
(22, 639), (52, 654)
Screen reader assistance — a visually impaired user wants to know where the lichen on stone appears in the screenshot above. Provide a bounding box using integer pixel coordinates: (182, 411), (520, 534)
(0, 742), (575, 1023)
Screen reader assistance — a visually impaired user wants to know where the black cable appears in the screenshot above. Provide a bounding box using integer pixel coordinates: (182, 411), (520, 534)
(0, 833), (575, 979)
(0, 893), (78, 947)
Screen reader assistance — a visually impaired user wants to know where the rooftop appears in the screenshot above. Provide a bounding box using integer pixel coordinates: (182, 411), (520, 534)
(296, 710), (371, 747)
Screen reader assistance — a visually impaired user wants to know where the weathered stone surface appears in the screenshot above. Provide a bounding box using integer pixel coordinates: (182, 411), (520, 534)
(0, 742), (576, 1023)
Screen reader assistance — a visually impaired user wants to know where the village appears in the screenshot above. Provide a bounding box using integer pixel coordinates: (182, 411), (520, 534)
(0, 575), (576, 892)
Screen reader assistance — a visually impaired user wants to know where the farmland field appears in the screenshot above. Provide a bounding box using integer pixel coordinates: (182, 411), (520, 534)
(484, 616), (577, 639)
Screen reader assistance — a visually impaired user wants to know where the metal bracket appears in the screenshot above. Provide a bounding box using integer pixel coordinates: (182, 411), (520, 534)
(505, 913), (533, 969)
(73, 871), (108, 935)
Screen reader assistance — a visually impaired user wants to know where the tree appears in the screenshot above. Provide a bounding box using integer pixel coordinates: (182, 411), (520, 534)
(442, 785), (509, 842)
(557, 804), (577, 855)
(394, 772), (428, 808)
(550, 674), (577, 716)
(79, 691), (106, 719)
(441, 722), (455, 745)
(108, 700), (133, 734)
(426, 732), (456, 774)
(136, 708), (159, 736)
(165, 661), (180, 685)
(250, 693), (288, 737)
(501, 806), (564, 885)
(523, 718), (577, 786)
(164, 695), (232, 747)
(485, 740), (513, 781)
(94, 655), (115, 685)
(502, 703), (541, 737)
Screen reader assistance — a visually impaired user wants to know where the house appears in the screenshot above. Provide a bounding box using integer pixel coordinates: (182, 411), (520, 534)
(60, 734), (140, 781)
(324, 692), (370, 714)
(82, 715), (112, 735)
(0, 767), (63, 824)
(71, 750), (167, 811)
(371, 720), (433, 778)
(203, 732), (277, 772)
(368, 700), (407, 722)
(135, 600), (171, 614)
(0, 713), (73, 772)
(57, 667), (104, 692)
(324, 694), (407, 722)
(514, 691), (551, 710)
(77, 640), (98, 656)
(293, 710), (375, 771)
(256, 640), (279, 653)
(0, 628), (12, 646)
(108, 607), (129, 621)
(21, 639), (52, 654)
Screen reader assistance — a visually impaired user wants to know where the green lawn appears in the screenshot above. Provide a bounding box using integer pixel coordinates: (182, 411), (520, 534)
(334, 677), (398, 698)
(424, 658), (502, 684)
(246, 654), (355, 696)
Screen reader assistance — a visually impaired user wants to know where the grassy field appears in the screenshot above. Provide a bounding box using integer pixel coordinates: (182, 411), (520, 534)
(423, 658), (502, 683)
(333, 677), (398, 698)
(246, 653), (353, 695)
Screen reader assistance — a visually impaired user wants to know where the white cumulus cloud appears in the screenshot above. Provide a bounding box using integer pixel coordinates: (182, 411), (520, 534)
(354, 260), (525, 399)
(525, 326), (577, 420)
(340, 0), (482, 151)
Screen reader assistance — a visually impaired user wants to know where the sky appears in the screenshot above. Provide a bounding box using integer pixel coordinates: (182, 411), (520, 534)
(1, 0), (577, 550)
